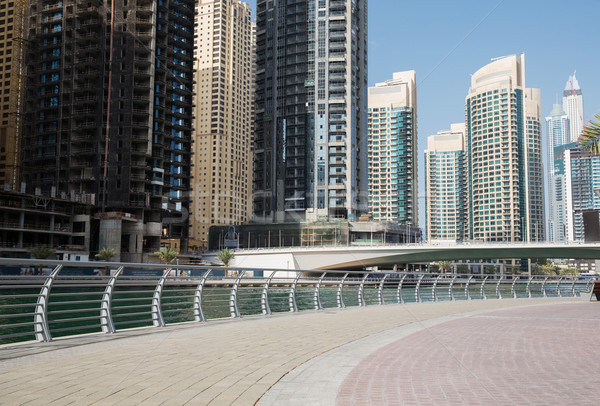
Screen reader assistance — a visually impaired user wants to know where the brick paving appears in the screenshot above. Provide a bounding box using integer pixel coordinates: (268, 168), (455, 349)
(0, 298), (583, 405)
(336, 303), (600, 405)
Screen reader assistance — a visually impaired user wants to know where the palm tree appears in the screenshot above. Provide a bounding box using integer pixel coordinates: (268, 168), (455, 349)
(579, 113), (600, 154)
(30, 244), (56, 275)
(217, 248), (235, 276)
(155, 247), (179, 265)
(95, 247), (116, 262)
(95, 248), (116, 276)
(436, 260), (453, 274)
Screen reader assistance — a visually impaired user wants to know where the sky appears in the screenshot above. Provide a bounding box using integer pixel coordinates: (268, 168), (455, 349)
(246, 0), (600, 227)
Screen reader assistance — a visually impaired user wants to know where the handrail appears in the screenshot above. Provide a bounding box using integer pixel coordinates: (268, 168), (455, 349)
(0, 259), (592, 344)
(100, 266), (123, 333)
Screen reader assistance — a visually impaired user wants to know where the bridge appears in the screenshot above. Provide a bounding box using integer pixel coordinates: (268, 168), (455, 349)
(1, 260), (599, 404)
(208, 242), (600, 270)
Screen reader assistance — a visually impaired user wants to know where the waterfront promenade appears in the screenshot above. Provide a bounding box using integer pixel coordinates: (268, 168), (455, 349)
(1, 298), (598, 405)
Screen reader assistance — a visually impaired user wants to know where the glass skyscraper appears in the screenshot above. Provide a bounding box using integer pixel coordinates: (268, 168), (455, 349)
(253, 0), (368, 223)
(367, 71), (417, 225)
(562, 72), (584, 143)
(465, 54), (545, 242)
(546, 104), (570, 242)
(424, 124), (465, 242)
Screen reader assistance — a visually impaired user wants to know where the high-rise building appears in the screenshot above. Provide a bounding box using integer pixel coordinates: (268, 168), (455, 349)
(424, 124), (465, 242)
(555, 144), (600, 241)
(562, 72), (584, 143)
(21, 0), (195, 260)
(546, 104), (570, 242)
(465, 54), (545, 242)
(0, 0), (26, 191)
(253, 0), (368, 223)
(190, 0), (254, 249)
(367, 71), (417, 224)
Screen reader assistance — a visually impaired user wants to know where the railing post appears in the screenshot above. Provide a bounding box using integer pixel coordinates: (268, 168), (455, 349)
(100, 266), (123, 334)
(193, 270), (211, 322)
(358, 272), (370, 307)
(378, 274), (389, 305)
(511, 276), (519, 299)
(556, 276), (563, 298)
(261, 271), (276, 315)
(496, 276), (503, 299)
(585, 278), (595, 293)
(314, 272), (326, 310)
(397, 274), (406, 304)
(152, 269), (169, 327)
(480, 276), (489, 300)
(289, 273), (301, 312)
(449, 275), (457, 301)
(465, 275), (473, 300)
(34, 265), (62, 342)
(432, 274), (441, 302)
(526, 276), (533, 298)
(415, 274), (424, 303)
(337, 273), (348, 308)
(570, 277), (577, 298)
(541, 277), (549, 298)
(229, 270), (245, 318)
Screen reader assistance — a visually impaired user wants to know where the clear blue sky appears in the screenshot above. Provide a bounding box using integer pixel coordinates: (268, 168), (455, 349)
(246, 0), (600, 227)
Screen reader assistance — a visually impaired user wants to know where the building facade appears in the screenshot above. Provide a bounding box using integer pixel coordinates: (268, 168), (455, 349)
(465, 54), (545, 242)
(424, 124), (465, 242)
(21, 0), (195, 260)
(253, 0), (368, 223)
(559, 145), (600, 241)
(546, 104), (570, 242)
(190, 0), (254, 249)
(367, 71), (417, 225)
(562, 72), (584, 143)
(0, 0), (26, 192)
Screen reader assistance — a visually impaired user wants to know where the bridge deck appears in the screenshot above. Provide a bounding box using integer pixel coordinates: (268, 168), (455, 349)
(0, 298), (592, 405)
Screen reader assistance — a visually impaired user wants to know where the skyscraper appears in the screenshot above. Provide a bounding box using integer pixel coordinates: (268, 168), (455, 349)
(190, 0), (254, 248)
(556, 145), (600, 241)
(0, 0), (26, 192)
(546, 104), (570, 242)
(465, 54), (544, 242)
(562, 72), (584, 143)
(22, 0), (195, 260)
(424, 124), (465, 242)
(253, 0), (368, 223)
(367, 71), (417, 225)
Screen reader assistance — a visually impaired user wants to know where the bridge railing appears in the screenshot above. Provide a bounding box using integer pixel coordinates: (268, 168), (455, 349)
(0, 259), (595, 344)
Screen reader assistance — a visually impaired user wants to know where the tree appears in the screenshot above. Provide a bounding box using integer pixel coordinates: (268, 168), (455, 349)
(95, 248), (116, 262)
(30, 244), (56, 275)
(579, 113), (600, 154)
(95, 248), (116, 276)
(534, 262), (559, 276)
(436, 260), (453, 274)
(217, 248), (235, 266)
(155, 247), (179, 265)
(561, 267), (580, 277)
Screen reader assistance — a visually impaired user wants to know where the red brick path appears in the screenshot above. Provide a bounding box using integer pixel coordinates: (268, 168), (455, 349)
(337, 303), (600, 405)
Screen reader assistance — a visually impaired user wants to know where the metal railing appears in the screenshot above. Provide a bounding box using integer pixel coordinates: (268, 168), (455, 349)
(0, 259), (595, 344)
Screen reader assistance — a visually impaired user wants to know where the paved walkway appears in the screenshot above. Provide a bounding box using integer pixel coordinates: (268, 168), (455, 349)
(0, 298), (591, 405)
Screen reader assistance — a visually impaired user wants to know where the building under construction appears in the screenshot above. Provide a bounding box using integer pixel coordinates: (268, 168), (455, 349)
(20, 0), (194, 261)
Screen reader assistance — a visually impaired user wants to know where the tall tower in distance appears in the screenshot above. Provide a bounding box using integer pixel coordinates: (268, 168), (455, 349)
(367, 71), (417, 225)
(465, 54), (545, 242)
(562, 72), (584, 143)
(546, 103), (570, 242)
(424, 124), (466, 242)
(190, 0), (254, 249)
(253, 0), (368, 223)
